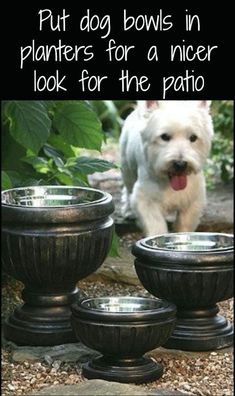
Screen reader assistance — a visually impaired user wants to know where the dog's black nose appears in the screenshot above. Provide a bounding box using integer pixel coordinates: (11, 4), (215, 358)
(172, 160), (188, 172)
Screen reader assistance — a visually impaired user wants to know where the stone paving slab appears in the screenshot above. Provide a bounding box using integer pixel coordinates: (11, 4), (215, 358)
(88, 246), (140, 286)
(29, 379), (191, 396)
(8, 341), (100, 364)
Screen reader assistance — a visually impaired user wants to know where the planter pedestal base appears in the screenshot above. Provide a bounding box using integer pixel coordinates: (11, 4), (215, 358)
(82, 356), (163, 384)
(4, 288), (79, 346)
(164, 306), (233, 351)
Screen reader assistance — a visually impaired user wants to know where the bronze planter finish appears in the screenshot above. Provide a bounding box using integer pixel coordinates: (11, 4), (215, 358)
(71, 296), (176, 384)
(2, 186), (114, 346)
(133, 232), (234, 351)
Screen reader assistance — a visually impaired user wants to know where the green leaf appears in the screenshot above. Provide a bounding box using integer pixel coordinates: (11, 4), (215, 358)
(70, 171), (89, 185)
(108, 230), (120, 257)
(1, 131), (27, 171)
(5, 171), (43, 187)
(67, 156), (117, 175)
(53, 102), (103, 151)
(5, 101), (51, 153)
(22, 156), (51, 174)
(1, 171), (12, 190)
(55, 173), (74, 185)
(5, 171), (25, 187)
(43, 144), (64, 160)
(53, 156), (65, 170)
(48, 133), (75, 158)
(55, 172), (89, 187)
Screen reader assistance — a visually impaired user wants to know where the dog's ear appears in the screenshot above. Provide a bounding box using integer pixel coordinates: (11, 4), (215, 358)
(136, 100), (159, 117)
(146, 100), (159, 109)
(198, 101), (212, 111)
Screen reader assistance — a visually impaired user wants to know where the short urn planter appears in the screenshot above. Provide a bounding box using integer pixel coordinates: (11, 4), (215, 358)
(2, 186), (114, 346)
(71, 296), (176, 384)
(133, 232), (234, 351)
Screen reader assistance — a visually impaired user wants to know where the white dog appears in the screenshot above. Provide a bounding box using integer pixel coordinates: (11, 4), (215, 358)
(119, 100), (214, 236)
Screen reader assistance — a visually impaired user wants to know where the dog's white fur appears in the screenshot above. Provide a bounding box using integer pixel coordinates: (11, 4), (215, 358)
(120, 100), (214, 236)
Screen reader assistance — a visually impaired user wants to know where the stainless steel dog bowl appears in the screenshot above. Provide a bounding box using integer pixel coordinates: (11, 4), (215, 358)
(133, 232), (234, 351)
(143, 232), (233, 251)
(80, 296), (166, 313)
(1, 186), (112, 223)
(1, 186), (106, 207)
(71, 296), (176, 383)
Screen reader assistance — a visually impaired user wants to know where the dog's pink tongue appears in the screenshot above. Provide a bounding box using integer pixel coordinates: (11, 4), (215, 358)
(170, 175), (187, 191)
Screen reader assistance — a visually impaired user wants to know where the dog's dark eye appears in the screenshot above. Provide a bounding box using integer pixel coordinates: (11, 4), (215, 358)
(190, 134), (198, 142)
(161, 133), (171, 141)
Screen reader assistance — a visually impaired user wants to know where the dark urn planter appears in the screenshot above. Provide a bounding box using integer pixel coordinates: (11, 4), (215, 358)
(71, 296), (176, 384)
(2, 186), (114, 346)
(133, 232), (234, 351)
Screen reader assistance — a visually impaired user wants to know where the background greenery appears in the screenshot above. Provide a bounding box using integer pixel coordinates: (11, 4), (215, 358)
(205, 101), (233, 187)
(2, 100), (233, 191)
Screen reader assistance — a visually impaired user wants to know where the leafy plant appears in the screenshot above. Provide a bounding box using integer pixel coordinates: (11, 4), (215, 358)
(2, 101), (117, 189)
(1, 100), (119, 255)
(205, 100), (234, 188)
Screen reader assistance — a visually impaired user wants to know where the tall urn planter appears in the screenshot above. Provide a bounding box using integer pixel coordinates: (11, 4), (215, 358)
(2, 186), (114, 346)
(133, 232), (234, 351)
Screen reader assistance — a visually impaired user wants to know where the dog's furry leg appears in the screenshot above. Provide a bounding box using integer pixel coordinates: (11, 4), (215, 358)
(174, 202), (204, 232)
(120, 155), (137, 219)
(134, 200), (168, 236)
(131, 185), (168, 236)
(174, 178), (206, 232)
(121, 186), (135, 219)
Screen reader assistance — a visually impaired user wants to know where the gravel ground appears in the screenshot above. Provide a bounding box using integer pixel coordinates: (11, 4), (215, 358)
(1, 274), (233, 396)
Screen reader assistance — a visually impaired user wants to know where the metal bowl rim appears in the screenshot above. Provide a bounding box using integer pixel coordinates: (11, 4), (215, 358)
(1, 185), (110, 208)
(140, 232), (234, 252)
(78, 296), (172, 313)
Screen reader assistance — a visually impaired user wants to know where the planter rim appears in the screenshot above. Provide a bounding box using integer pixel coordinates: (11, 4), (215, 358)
(71, 296), (176, 322)
(132, 232), (234, 266)
(2, 186), (114, 224)
(139, 232), (234, 253)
